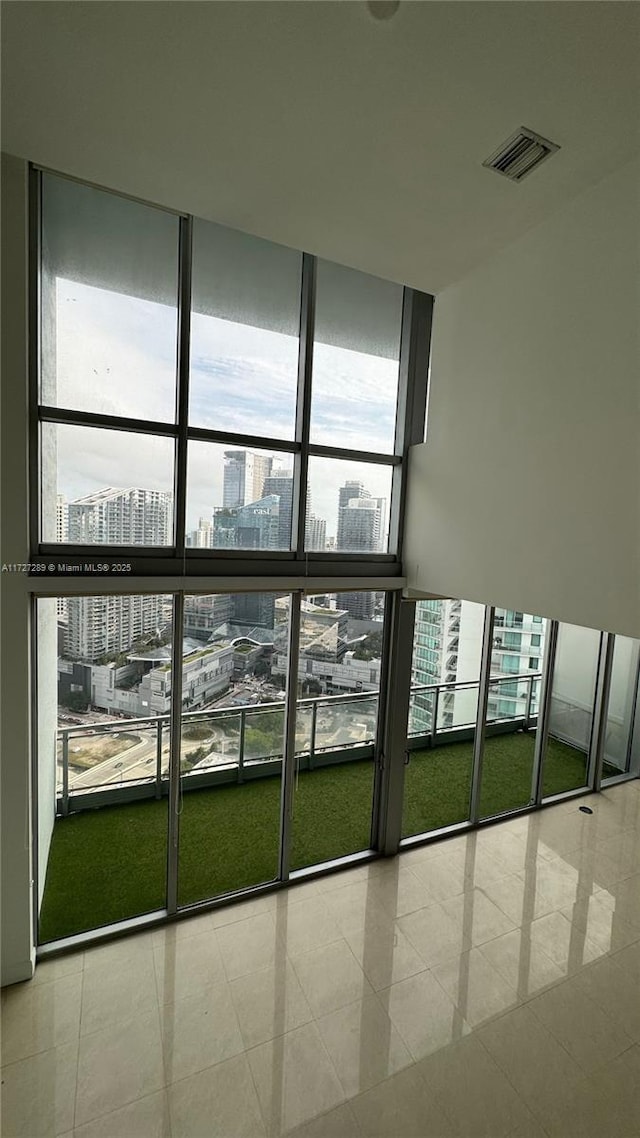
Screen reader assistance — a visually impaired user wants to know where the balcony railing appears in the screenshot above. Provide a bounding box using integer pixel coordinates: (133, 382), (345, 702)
(56, 674), (542, 815)
(408, 672), (541, 738)
(56, 689), (379, 814)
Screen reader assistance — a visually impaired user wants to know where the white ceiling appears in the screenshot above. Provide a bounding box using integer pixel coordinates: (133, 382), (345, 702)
(2, 1), (639, 292)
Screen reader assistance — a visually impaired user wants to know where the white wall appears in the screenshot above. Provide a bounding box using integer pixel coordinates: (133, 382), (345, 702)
(404, 158), (640, 638)
(1, 154), (35, 985)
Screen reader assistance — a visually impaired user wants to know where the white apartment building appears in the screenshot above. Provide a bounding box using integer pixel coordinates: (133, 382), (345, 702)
(411, 600), (545, 734)
(65, 594), (164, 663)
(55, 496), (68, 622)
(186, 517), (213, 548)
(67, 487), (171, 546)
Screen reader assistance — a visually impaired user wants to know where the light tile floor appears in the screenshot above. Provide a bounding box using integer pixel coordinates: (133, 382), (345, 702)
(2, 781), (640, 1137)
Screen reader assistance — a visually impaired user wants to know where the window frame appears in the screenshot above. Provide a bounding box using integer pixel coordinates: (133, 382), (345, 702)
(31, 167), (433, 577)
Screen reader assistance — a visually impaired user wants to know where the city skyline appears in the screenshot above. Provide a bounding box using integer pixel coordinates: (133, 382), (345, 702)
(56, 463), (389, 552)
(52, 277), (399, 536)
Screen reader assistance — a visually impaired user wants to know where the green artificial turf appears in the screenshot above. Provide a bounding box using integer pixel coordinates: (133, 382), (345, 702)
(402, 732), (618, 837)
(39, 734), (615, 943)
(39, 800), (169, 943)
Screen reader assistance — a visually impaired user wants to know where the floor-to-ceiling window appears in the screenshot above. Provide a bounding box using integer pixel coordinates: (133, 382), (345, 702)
(402, 598), (484, 837)
(479, 611), (547, 819)
(541, 622), (601, 798)
(177, 592), (291, 907)
(37, 592), (173, 942)
(33, 166), (429, 945)
(290, 591), (385, 871)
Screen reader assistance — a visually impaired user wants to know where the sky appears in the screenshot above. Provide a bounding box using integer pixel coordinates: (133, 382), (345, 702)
(52, 279), (399, 542)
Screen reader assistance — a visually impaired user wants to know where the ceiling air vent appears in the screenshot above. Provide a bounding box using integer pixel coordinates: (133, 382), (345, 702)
(483, 127), (560, 182)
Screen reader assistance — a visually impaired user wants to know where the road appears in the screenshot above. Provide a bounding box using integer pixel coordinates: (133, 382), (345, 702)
(64, 734), (161, 790)
(58, 702), (378, 794)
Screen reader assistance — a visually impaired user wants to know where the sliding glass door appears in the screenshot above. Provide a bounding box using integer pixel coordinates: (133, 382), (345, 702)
(37, 593), (172, 942)
(479, 612), (547, 819)
(402, 598), (484, 838)
(289, 591), (383, 871)
(541, 622), (601, 798)
(177, 592), (291, 907)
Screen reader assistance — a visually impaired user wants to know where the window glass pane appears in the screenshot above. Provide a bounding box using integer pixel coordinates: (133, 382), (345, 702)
(310, 260), (403, 454)
(178, 592), (290, 905)
(38, 593), (172, 942)
(189, 219), (301, 439)
(603, 637), (640, 778)
(404, 598), (484, 837)
(481, 612), (547, 818)
(306, 457), (392, 553)
(290, 592), (383, 870)
(40, 174), (179, 421)
(187, 442), (294, 550)
(542, 622), (600, 797)
(43, 423), (174, 545)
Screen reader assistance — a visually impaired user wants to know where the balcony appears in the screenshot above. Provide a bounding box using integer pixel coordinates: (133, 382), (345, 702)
(40, 681), (616, 944)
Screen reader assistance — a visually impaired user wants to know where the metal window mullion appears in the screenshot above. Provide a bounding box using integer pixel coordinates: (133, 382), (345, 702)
(590, 632), (615, 793)
(531, 619), (559, 806)
(166, 591), (185, 914)
(187, 426), (301, 453)
(375, 594), (416, 855)
(369, 590), (395, 849)
(469, 606), (496, 824)
(279, 591), (302, 880)
(306, 443), (400, 467)
(29, 165), (41, 553)
(37, 405), (179, 438)
(293, 254), (316, 557)
(174, 215), (193, 557)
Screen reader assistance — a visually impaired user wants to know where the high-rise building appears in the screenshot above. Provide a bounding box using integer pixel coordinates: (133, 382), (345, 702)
(263, 470), (293, 549)
(338, 481), (366, 511)
(489, 609), (546, 720)
(411, 601), (546, 734)
(67, 487), (171, 546)
(56, 495), (68, 543)
(341, 591), (375, 620)
(183, 594), (233, 640)
(186, 517), (213, 548)
(65, 594), (164, 663)
(222, 450), (273, 508)
(231, 592), (276, 629)
(65, 488), (170, 658)
(337, 496), (384, 552)
(56, 497), (69, 622)
(305, 513), (327, 551)
(213, 495), (281, 549)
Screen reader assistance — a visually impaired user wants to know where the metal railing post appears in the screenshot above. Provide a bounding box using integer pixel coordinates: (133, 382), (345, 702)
(524, 675), (534, 730)
(61, 730), (70, 816)
(238, 708), (246, 784)
(431, 685), (439, 745)
(155, 721), (163, 799)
